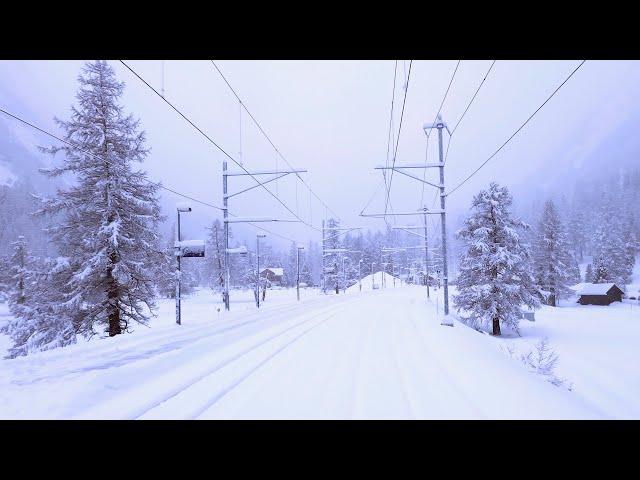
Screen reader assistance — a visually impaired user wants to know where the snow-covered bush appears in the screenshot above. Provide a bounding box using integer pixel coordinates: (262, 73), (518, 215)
(520, 338), (570, 389)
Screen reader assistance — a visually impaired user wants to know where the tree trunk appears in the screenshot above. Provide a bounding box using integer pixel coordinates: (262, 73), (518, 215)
(492, 316), (501, 336)
(108, 307), (121, 336)
(107, 252), (121, 337)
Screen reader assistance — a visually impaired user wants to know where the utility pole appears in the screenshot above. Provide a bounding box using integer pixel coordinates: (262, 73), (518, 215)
(321, 219), (326, 294)
(256, 234), (266, 308)
(176, 209), (181, 324)
(424, 115), (452, 325)
(365, 116), (451, 325)
(222, 166), (305, 310)
(423, 207), (430, 300)
(296, 245), (304, 301)
(222, 160), (230, 311)
(175, 203), (194, 325)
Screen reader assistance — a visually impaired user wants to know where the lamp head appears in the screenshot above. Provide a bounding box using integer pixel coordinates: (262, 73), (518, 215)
(176, 202), (192, 213)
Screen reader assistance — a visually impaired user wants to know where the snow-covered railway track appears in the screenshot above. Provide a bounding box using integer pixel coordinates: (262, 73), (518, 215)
(70, 295), (360, 419)
(134, 301), (353, 420)
(12, 294), (348, 386)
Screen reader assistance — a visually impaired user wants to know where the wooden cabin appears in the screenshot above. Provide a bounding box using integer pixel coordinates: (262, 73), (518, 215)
(577, 283), (624, 306)
(259, 267), (284, 286)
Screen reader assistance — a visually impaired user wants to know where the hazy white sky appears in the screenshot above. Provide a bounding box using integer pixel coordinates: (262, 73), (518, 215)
(2, 60), (640, 247)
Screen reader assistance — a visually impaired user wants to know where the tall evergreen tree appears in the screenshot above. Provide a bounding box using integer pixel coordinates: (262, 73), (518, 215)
(591, 196), (629, 285)
(533, 199), (579, 306)
(203, 218), (225, 291)
(454, 183), (540, 336)
(39, 60), (164, 338)
(284, 241), (298, 288)
(567, 209), (587, 262)
(6, 236), (30, 311)
(323, 218), (343, 293)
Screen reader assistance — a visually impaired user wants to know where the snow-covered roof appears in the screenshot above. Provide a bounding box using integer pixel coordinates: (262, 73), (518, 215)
(577, 283), (621, 296)
(261, 267), (284, 276)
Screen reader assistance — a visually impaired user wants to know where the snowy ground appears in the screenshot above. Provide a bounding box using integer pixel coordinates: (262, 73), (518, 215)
(3, 275), (637, 419)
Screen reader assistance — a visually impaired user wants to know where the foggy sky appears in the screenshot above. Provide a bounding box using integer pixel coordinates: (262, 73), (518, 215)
(2, 60), (640, 248)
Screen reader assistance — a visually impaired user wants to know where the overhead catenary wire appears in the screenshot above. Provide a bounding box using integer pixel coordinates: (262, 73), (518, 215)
(382, 61), (399, 223)
(419, 60), (461, 208)
(383, 60), (413, 217)
(209, 60), (341, 222)
(0, 106), (301, 245)
(425, 60), (461, 140)
(443, 60), (496, 166)
(119, 60), (322, 234)
(446, 60), (586, 198)
(0, 107), (225, 211)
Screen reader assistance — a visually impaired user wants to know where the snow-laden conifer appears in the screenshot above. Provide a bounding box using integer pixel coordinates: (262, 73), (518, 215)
(39, 60), (164, 338)
(533, 199), (579, 306)
(454, 183), (540, 336)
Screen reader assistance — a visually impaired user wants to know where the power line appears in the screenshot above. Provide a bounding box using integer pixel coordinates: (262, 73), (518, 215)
(0, 106), (300, 244)
(383, 60), (413, 217)
(447, 60), (586, 197)
(443, 60), (496, 165)
(0, 106), (224, 211)
(209, 60), (340, 222)
(420, 60), (460, 206)
(382, 61), (399, 223)
(425, 60), (461, 140)
(119, 60), (322, 233)
(359, 177), (386, 215)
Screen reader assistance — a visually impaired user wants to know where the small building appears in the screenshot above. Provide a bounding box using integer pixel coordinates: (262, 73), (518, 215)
(577, 283), (624, 306)
(260, 267), (284, 286)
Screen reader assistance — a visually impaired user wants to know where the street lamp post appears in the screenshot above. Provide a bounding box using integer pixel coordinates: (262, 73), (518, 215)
(256, 234), (266, 308)
(296, 245), (304, 301)
(175, 203), (192, 325)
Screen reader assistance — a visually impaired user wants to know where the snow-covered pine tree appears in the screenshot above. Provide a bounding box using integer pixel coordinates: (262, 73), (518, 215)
(567, 209), (587, 262)
(591, 196), (628, 285)
(2, 231), (77, 358)
(39, 60), (164, 338)
(622, 213), (638, 283)
(5, 236), (30, 312)
(285, 241), (298, 288)
(323, 218), (342, 293)
(299, 262), (312, 286)
(4, 256), (76, 358)
(454, 183), (540, 336)
(204, 218), (225, 291)
(584, 263), (594, 283)
(0, 254), (9, 302)
(306, 240), (322, 287)
(533, 199), (579, 306)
